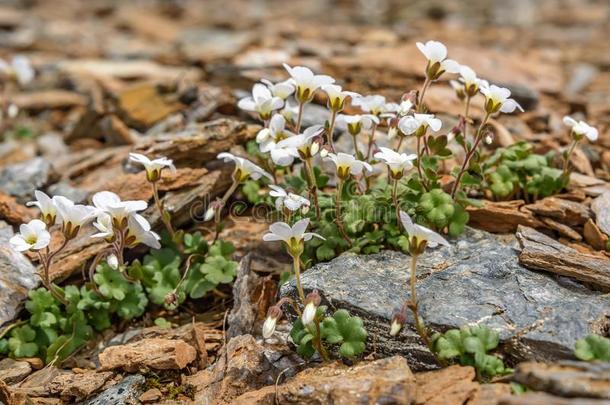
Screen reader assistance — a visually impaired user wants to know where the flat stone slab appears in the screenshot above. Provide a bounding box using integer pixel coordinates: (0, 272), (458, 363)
(280, 228), (609, 370)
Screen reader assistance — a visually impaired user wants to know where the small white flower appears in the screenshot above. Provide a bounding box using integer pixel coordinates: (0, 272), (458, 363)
(283, 64), (335, 104)
(416, 40), (460, 79)
(352, 95), (396, 116)
(217, 152), (273, 182)
(374, 147), (417, 179)
(91, 212), (114, 240)
(26, 190), (59, 226)
(480, 85), (523, 114)
(262, 316), (278, 339)
(395, 100), (413, 117)
(0, 55), (35, 86)
(325, 152), (373, 180)
(398, 113), (442, 136)
(301, 302), (317, 325)
(399, 211), (449, 248)
(262, 218), (324, 255)
(280, 100), (300, 125)
(269, 185), (310, 212)
(237, 83), (284, 120)
(54, 196), (97, 239)
(124, 214), (161, 249)
(129, 153), (176, 182)
(92, 191), (148, 229)
(261, 78), (295, 100)
(7, 103), (19, 119)
(107, 254), (119, 270)
(203, 206), (215, 222)
(563, 116), (598, 142)
(322, 84), (360, 112)
(336, 114), (379, 136)
(256, 114), (295, 153)
(274, 125), (324, 162)
(9, 219), (50, 252)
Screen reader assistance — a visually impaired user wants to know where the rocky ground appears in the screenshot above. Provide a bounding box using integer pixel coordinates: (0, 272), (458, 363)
(0, 0), (609, 404)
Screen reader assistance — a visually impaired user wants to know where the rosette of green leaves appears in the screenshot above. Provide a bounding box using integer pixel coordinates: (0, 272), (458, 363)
(432, 325), (512, 380)
(574, 334), (610, 362)
(290, 307), (367, 360)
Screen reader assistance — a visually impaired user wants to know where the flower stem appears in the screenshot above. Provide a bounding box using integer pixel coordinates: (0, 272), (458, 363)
(366, 123), (377, 161)
(38, 245), (69, 306)
(562, 139), (578, 178)
(296, 101), (305, 134)
(392, 179), (400, 228)
(152, 181), (176, 242)
(304, 158), (321, 220)
(327, 109), (337, 153)
(396, 135), (404, 152)
(351, 134), (361, 158)
(313, 318), (331, 361)
(408, 254), (431, 349)
(417, 77), (431, 113)
(334, 179), (352, 246)
(292, 254), (305, 303)
(451, 112), (491, 199)
(415, 136), (429, 192)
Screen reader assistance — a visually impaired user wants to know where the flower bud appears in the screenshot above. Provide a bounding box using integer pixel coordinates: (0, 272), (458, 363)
(319, 145), (329, 158)
(262, 305), (283, 339)
(204, 207), (215, 221)
(164, 292), (178, 306)
(310, 141), (320, 157)
(302, 290), (321, 325)
(107, 254), (119, 270)
(390, 311), (406, 337)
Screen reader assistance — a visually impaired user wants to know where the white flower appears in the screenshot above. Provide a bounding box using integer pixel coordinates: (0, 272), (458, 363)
(398, 113), (442, 136)
(416, 40), (460, 79)
(256, 114), (295, 153)
(322, 84), (360, 112)
(129, 153), (176, 182)
(262, 218), (324, 255)
(0, 55), (35, 86)
(274, 125), (324, 162)
(269, 185), (310, 212)
(283, 64), (335, 104)
(325, 152), (373, 180)
(301, 302), (317, 326)
(563, 116), (598, 142)
(336, 114), (379, 136)
(237, 83), (284, 120)
(399, 211), (449, 249)
(54, 196), (97, 239)
(92, 191), (148, 229)
(262, 316), (278, 339)
(395, 100), (413, 117)
(261, 78), (295, 100)
(9, 219), (50, 252)
(352, 95), (396, 116)
(280, 100), (300, 125)
(217, 152), (273, 182)
(124, 214), (161, 249)
(480, 85), (523, 114)
(374, 147), (417, 179)
(91, 212), (114, 240)
(26, 190), (59, 226)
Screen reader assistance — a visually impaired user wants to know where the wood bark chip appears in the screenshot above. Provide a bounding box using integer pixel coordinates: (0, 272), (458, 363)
(467, 200), (543, 233)
(98, 338), (197, 372)
(591, 191), (610, 236)
(523, 197), (591, 226)
(516, 225), (610, 291)
(583, 218), (609, 251)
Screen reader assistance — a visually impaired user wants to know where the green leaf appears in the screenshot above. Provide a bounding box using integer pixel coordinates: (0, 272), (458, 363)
(290, 319), (316, 359)
(320, 309), (367, 359)
(93, 263), (131, 301)
(154, 317), (173, 329)
(8, 325), (39, 358)
(574, 334), (610, 362)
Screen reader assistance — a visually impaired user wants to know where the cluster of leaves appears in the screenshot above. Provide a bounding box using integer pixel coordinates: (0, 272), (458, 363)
(290, 307), (367, 360)
(483, 142), (566, 201)
(431, 325), (512, 381)
(0, 233), (237, 363)
(130, 232), (237, 307)
(574, 334), (610, 362)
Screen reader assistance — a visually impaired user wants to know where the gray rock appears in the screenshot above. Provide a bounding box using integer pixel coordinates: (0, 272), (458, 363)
(0, 221), (39, 328)
(498, 82), (539, 111)
(280, 228), (609, 370)
(47, 182), (89, 204)
(0, 157), (54, 203)
(227, 254), (260, 338)
(0, 358), (32, 384)
(84, 374), (145, 405)
(179, 28), (254, 62)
